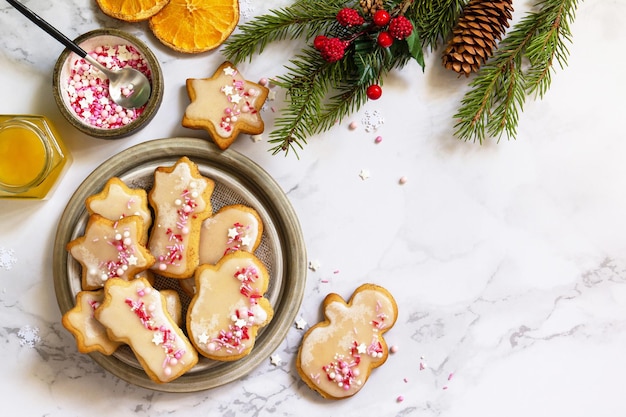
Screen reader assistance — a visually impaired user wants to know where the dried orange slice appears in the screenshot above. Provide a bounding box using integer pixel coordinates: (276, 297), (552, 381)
(149, 0), (240, 53)
(96, 0), (170, 22)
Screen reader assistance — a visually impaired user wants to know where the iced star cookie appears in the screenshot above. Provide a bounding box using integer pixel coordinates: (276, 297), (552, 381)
(187, 251), (273, 361)
(199, 204), (263, 265)
(148, 157), (215, 279)
(297, 284), (398, 399)
(67, 214), (155, 290)
(182, 61), (269, 150)
(95, 277), (198, 384)
(62, 289), (122, 355)
(85, 177), (152, 244)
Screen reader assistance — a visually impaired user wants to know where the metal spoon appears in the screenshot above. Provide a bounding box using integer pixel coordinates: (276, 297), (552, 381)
(6, 0), (151, 109)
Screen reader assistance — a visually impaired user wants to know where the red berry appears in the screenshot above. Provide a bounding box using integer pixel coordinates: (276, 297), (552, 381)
(389, 16), (413, 40)
(366, 84), (382, 100)
(313, 35), (327, 50)
(377, 32), (393, 48)
(318, 37), (346, 62)
(372, 10), (390, 26)
(337, 8), (364, 27)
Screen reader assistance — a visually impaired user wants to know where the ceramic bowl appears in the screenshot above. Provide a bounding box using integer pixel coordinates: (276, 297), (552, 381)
(53, 28), (163, 139)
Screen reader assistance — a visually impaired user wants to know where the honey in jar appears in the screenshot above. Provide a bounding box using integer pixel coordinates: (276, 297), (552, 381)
(0, 115), (72, 199)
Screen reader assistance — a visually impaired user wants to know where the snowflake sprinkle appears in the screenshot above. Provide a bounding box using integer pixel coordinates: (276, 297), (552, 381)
(361, 110), (385, 132)
(0, 247), (17, 270)
(17, 325), (41, 348)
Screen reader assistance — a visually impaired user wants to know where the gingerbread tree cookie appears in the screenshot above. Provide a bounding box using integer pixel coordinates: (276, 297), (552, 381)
(85, 177), (152, 244)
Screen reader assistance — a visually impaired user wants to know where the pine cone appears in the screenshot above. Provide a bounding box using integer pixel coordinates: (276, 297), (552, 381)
(442, 0), (514, 77)
(360, 0), (384, 16)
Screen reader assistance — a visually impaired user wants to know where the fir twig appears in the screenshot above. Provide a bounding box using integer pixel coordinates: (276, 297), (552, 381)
(407, 0), (468, 51)
(223, 0), (351, 64)
(525, 0), (579, 98)
(454, 0), (580, 142)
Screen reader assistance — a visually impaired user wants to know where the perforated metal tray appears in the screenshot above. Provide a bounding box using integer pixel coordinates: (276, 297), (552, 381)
(53, 138), (307, 392)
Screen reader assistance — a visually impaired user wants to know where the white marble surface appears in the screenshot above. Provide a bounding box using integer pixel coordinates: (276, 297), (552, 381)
(1, 0), (625, 415)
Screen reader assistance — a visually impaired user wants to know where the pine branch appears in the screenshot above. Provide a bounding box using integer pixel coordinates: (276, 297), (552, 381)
(268, 48), (335, 156)
(223, 0), (352, 64)
(453, 0), (579, 142)
(267, 30), (416, 155)
(525, 0), (579, 98)
(407, 0), (468, 51)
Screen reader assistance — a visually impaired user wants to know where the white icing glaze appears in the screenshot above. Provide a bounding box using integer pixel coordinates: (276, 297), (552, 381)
(298, 287), (397, 399)
(87, 179), (152, 243)
(199, 205), (261, 265)
(161, 289), (182, 327)
(149, 159), (213, 277)
(185, 65), (265, 138)
(187, 252), (273, 360)
(95, 278), (198, 383)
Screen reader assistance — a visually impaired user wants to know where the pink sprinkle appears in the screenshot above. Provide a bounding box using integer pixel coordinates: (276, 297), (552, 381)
(321, 279), (329, 283)
(448, 372), (454, 381)
(399, 176), (408, 185)
(419, 362), (426, 370)
(390, 345), (399, 353)
(333, 270), (340, 274)
(443, 386), (448, 390)
(403, 377), (408, 383)
(349, 121), (358, 130)
(396, 395), (404, 403)
(258, 77), (269, 86)
(374, 135), (383, 144)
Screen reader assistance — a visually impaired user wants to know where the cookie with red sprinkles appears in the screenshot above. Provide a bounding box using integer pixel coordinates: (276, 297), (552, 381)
(296, 283), (398, 399)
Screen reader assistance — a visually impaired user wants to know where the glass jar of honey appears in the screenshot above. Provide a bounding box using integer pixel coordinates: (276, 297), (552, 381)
(0, 115), (72, 199)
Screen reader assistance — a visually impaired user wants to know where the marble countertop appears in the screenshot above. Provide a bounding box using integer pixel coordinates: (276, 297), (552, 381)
(1, 0), (625, 415)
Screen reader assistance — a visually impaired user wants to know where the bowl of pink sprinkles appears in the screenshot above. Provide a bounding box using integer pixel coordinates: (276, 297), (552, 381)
(53, 28), (163, 139)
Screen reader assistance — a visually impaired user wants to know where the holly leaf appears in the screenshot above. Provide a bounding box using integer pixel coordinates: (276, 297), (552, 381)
(406, 23), (425, 70)
(352, 37), (376, 84)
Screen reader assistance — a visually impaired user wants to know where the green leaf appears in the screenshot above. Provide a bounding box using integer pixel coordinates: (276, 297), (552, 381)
(405, 25), (425, 70)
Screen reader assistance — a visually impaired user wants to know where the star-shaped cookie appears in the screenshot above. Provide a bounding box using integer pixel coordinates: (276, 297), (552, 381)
(183, 61), (269, 150)
(66, 214), (155, 290)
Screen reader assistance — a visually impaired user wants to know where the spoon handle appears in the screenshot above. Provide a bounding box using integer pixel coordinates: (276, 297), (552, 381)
(6, 0), (87, 57)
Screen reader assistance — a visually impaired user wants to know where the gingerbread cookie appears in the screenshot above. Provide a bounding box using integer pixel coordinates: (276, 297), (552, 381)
(95, 277), (198, 384)
(148, 157), (215, 279)
(199, 204), (263, 265)
(296, 284), (398, 399)
(161, 289), (183, 327)
(186, 251), (273, 361)
(67, 214), (155, 290)
(85, 177), (152, 244)
(183, 61), (269, 150)
(62, 289), (122, 355)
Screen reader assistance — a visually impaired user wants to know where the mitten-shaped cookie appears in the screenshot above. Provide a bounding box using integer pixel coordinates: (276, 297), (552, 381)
(297, 284), (398, 399)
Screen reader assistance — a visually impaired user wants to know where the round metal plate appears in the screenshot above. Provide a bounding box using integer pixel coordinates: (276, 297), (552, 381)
(53, 138), (307, 392)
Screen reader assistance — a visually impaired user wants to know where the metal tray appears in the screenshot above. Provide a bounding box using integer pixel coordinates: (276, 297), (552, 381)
(53, 138), (307, 392)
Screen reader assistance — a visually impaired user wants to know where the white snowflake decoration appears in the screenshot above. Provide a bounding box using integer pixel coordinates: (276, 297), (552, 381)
(0, 247), (17, 270)
(18, 325), (41, 348)
(361, 110), (385, 133)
